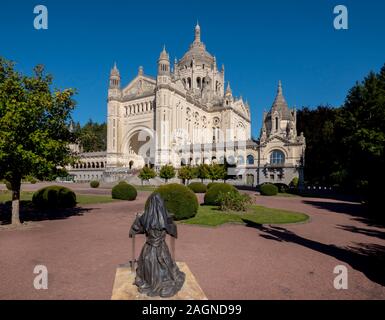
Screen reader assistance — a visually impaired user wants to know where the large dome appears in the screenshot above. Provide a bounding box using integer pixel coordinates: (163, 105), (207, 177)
(178, 23), (215, 68)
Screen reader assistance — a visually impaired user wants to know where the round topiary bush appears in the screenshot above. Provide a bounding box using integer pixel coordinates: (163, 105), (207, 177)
(151, 183), (198, 220)
(274, 183), (288, 193)
(90, 180), (100, 188)
(188, 182), (207, 193)
(112, 182), (137, 200)
(260, 183), (278, 196)
(207, 182), (220, 190)
(32, 185), (77, 209)
(204, 183), (239, 205)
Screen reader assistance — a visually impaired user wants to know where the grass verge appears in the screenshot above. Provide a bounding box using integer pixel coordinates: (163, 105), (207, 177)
(182, 205), (309, 226)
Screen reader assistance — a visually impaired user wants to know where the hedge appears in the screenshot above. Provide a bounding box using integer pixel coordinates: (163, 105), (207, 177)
(260, 183), (278, 196)
(112, 182), (137, 200)
(150, 183), (198, 220)
(188, 182), (207, 193)
(32, 185), (77, 209)
(90, 180), (100, 188)
(204, 183), (239, 205)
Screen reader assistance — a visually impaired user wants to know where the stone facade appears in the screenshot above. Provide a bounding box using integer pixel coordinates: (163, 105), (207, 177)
(68, 24), (305, 187)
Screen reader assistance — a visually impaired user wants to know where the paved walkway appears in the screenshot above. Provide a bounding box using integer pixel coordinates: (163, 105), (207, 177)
(0, 186), (384, 299)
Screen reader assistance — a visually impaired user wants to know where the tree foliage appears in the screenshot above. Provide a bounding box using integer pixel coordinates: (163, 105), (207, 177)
(296, 105), (340, 185)
(207, 163), (227, 182)
(195, 164), (209, 182)
(177, 166), (196, 184)
(297, 63), (385, 217)
(0, 57), (77, 224)
(159, 164), (175, 182)
(138, 166), (156, 183)
(73, 119), (107, 152)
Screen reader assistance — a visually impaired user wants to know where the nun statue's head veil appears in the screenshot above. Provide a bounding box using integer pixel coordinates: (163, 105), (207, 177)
(140, 193), (175, 235)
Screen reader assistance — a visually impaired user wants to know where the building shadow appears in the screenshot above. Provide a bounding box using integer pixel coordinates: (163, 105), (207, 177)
(242, 219), (385, 286)
(0, 200), (92, 225)
(337, 225), (385, 240)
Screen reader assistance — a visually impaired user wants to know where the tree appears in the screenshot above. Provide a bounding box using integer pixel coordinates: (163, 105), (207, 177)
(296, 106), (340, 186)
(75, 119), (107, 152)
(336, 66), (385, 213)
(178, 166), (196, 185)
(0, 58), (77, 225)
(207, 163), (227, 182)
(159, 164), (175, 183)
(195, 163), (209, 182)
(138, 166), (156, 185)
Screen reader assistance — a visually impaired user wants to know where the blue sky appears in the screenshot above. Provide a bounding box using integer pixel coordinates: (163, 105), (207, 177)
(1, 0), (385, 137)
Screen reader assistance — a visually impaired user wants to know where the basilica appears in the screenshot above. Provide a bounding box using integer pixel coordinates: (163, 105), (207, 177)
(68, 24), (305, 187)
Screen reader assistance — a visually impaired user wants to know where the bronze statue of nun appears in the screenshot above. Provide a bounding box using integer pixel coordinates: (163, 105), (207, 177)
(129, 193), (185, 297)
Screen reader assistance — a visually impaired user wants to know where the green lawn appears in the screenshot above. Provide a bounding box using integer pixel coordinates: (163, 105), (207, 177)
(0, 191), (117, 205)
(182, 205), (309, 226)
(276, 192), (300, 198)
(133, 185), (157, 192)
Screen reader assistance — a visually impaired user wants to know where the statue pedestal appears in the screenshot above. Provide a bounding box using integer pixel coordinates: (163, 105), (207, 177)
(111, 262), (207, 300)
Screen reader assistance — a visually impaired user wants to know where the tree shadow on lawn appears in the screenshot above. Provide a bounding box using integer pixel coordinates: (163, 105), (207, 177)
(0, 200), (92, 225)
(242, 219), (385, 287)
(302, 200), (384, 228)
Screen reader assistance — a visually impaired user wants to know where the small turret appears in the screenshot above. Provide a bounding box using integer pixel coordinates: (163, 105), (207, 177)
(108, 62), (121, 99)
(109, 62), (120, 89)
(158, 45), (170, 76)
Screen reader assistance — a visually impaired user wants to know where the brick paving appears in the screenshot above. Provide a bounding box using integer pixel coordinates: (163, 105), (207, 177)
(0, 183), (384, 299)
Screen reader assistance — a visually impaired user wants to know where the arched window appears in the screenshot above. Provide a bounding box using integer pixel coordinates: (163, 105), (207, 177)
(247, 155), (254, 165)
(275, 117), (279, 130)
(187, 77), (191, 89)
(196, 77), (201, 89)
(270, 150), (285, 165)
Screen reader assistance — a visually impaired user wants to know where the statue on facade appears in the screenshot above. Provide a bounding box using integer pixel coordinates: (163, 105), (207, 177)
(129, 193), (185, 297)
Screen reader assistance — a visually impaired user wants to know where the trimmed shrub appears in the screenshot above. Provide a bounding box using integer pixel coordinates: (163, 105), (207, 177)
(112, 183), (137, 200)
(217, 191), (252, 212)
(188, 182), (207, 193)
(5, 180), (12, 191)
(274, 183), (288, 193)
(32, 186), (77, 209)
(29, 178), (37, 184)
(207, 182), (220, 190)
(151, 183), (198, 220)
(290, 177), (299, 188)
(204, 183), (239, 205)
(260, 183), (278, 196)
(90, 180), (100, 188)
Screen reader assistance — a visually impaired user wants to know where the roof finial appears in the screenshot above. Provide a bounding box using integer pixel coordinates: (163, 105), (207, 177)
(194, 21), (201, 43)
(278, 80), (282, 94)
(110, 61), (120, 76)
(226, 81), (232, 95)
